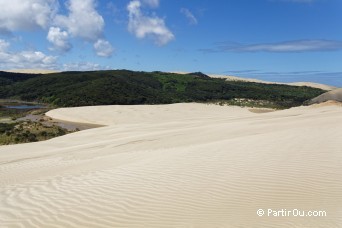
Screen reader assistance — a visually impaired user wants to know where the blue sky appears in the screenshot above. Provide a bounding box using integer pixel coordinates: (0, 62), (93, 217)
(0, 0), (341, 86)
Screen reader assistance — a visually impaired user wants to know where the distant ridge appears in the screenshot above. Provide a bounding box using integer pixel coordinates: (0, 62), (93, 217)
(0, 70), (324, 109)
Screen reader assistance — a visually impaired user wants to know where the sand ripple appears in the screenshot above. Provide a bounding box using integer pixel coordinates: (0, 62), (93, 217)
(1, 104), (342, 227)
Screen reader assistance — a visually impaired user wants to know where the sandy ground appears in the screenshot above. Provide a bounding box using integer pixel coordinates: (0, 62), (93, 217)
(1, 103), (342, 227)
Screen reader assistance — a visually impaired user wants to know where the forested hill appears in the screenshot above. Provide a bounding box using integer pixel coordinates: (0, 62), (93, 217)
(0, 70), (325, 109)
(0, 71), (41, 85)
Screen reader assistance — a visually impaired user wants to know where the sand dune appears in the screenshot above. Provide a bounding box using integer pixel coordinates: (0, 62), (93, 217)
(1, 103), (342, 227)
(309, 88), (342, 104)
(209, 74), (336, 90)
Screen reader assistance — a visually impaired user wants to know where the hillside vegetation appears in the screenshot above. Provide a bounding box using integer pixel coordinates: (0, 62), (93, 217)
(0, 121), (68, 145)
(0, 70), (325, 109)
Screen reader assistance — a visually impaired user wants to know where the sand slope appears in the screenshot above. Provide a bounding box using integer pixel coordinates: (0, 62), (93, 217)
(309, 88), (342, 104)
(1, 103), (342, 227)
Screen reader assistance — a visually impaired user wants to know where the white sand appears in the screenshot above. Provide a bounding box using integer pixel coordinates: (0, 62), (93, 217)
(4, 69), (58, 74)
(210, 74), (337, 90)
(1, 103), (342, 227)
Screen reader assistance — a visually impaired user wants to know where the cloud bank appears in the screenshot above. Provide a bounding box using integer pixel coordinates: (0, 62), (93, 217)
(0, 0), (175, 70)
(0, 39), (57, 69)
(201, 40), (342, 53)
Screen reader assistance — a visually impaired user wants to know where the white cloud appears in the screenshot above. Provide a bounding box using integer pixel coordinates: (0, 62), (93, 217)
(201, 40), (342, 53)
(51, 0), (114, 56)
(180, 8), (198, 25)
(237, 40), (342, 52)
(0, 39), (57, 70)
(94, 39), (114, 57)
(47, 27), (72, 52)
(62, 62), (110, 71)
(127, 0), (174, 46)
(0, 0), (114, 57)
(0, 39), (113, 71)
(0, 0), (58, 33)
(54, 0), (104, 41)
(141, 0), (159, 8)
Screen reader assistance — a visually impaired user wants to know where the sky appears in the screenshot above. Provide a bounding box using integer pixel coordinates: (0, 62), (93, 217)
(0, 0), (341, 86)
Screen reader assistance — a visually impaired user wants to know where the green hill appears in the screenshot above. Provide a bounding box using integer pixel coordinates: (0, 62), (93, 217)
(0, 70), (325, 109)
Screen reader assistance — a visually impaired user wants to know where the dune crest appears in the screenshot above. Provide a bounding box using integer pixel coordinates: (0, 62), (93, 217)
(1, 103), (342, 227)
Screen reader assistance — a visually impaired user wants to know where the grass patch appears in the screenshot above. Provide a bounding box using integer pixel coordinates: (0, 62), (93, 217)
(0, 121), (71, 145)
